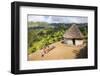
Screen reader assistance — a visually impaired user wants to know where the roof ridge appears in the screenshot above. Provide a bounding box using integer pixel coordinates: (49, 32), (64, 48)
(63, 24), (84, 39)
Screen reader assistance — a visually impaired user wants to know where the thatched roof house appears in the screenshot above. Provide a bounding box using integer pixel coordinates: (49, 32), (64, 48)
(63, 24), (84, 46)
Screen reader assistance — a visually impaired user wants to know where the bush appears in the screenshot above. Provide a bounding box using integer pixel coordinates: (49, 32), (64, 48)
(28, 47), (37, 54)
(28, 25), (66, 54)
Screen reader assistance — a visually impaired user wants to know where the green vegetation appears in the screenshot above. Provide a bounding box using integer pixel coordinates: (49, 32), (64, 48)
(28, 22), (87, 54)
(79, 26), (88, 37)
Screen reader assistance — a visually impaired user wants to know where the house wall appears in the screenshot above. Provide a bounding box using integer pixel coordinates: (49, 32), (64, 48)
(64, 39), (83, 46)
(64, 39), (73, 45)
(75, 40), (83, 46)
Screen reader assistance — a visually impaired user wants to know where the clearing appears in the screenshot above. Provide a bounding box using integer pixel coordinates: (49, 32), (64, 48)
(28, 41), (85, 61)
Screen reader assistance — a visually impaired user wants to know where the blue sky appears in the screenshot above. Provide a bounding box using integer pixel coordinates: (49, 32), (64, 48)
(28, 15), (88, 23)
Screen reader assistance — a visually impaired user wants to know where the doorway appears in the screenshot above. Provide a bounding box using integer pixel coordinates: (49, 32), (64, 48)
(72, 39), (75, 45)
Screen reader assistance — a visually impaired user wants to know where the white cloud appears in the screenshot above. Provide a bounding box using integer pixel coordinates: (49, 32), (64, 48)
(28, 15), (88, 23)
(66, 17), (88, 23)
(28, 15), (46, 22)
(45, 16), (52, 23)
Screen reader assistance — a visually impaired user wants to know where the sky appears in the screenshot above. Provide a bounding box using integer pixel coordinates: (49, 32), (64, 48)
(28, 15), (88, 23)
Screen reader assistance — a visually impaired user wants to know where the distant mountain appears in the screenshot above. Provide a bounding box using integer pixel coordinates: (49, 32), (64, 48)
(50, 23), (87, 27)
(28, 21), (88, 29)
(49, 23), (88, 29)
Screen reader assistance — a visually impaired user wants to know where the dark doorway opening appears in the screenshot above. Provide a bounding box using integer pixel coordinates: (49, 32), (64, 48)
(72, 39), (75, 45)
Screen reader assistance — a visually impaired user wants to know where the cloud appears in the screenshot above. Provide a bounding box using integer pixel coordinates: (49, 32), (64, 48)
(28, 15), (88, 23)
(28, 15), (45, 22)
(45, 16), (52, 23)
(66, 17), (88, 23)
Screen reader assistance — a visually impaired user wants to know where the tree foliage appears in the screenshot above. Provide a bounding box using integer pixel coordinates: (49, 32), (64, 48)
(28, 22), (87, 54)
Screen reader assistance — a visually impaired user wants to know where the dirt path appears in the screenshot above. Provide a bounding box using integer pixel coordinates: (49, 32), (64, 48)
(28, 41), (84, 61)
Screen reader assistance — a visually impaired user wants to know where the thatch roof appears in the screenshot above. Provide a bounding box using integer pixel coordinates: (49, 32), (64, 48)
(63, 24), (84, 39)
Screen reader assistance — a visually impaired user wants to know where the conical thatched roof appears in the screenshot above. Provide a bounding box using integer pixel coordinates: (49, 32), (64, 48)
(63, 24), (84, 39)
